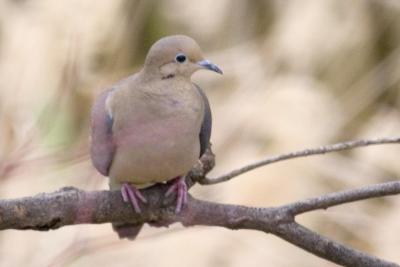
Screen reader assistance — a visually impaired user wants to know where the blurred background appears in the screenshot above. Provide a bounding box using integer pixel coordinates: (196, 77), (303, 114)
(0, 0), (399, 266)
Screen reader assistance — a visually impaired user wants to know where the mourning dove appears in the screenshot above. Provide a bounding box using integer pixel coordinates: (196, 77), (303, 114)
(90, 35), (222, 238)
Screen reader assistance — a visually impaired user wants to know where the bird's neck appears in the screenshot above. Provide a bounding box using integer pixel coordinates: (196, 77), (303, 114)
(138, 67), (191, 83)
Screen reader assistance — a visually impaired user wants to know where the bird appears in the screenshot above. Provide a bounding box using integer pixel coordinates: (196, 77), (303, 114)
(90, 35), (222, 239)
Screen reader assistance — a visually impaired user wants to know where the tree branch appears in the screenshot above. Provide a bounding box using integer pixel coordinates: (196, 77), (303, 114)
(274, 222), (398, 267)
(0, 181), (399, 266)
(199, 137), (400, 185)
(1, 138), (400, 266)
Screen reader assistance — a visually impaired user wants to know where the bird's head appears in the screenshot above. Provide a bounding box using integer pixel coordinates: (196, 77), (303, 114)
(142, 35), (222, 80)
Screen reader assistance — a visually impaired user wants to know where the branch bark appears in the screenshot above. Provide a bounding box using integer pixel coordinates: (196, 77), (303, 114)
(1, 138), (399, 266)
(0, 181), (399, 266)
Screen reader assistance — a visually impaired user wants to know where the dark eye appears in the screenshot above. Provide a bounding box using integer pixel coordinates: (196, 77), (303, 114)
(175, 53), (186, 63)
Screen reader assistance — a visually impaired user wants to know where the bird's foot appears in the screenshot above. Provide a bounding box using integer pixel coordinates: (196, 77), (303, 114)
(165, 176), (188, 213)
(121, 183), (147, 213)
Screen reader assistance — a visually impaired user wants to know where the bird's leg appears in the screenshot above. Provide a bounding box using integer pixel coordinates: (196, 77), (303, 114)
(165, 176), (188, 213)
(121, 183), (147, 213)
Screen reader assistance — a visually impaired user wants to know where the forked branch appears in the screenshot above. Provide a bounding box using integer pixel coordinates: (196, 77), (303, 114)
(0, 137), (399, 267)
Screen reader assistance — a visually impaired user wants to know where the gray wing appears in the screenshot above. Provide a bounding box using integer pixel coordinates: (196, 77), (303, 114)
(90, 88), (115, 176)
(195, 84), (212, 157)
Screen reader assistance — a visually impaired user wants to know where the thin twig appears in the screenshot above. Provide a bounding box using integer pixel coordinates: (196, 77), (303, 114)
(281, 180), (400, 215)
(199, 137), (400, 185)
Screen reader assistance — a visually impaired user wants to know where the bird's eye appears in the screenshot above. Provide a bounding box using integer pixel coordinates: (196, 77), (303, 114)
(175, 53), (186, 63)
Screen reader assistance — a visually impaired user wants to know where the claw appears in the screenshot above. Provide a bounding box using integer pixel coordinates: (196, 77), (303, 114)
(165, 176), (188, 213)
(121, 183), (147, 213)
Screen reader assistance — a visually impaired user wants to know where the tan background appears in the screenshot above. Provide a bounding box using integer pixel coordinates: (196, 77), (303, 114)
(0, 0), (399, 266)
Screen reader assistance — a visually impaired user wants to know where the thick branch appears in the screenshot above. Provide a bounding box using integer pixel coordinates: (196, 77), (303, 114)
(0, 182), (399, 266)
(1, 139), (399, 266)
(200, 137), (400, 185)
(0, 184), (180, 230)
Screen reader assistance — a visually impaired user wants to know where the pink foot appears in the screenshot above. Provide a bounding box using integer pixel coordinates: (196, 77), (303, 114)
(121, 183), (147, 213)
(165, 176), (188, 213)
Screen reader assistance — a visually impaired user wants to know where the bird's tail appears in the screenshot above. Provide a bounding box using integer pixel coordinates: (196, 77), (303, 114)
(112, 222), (143, 240)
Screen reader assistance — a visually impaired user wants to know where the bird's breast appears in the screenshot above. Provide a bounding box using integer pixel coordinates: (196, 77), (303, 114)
(109, 85), (204, 186)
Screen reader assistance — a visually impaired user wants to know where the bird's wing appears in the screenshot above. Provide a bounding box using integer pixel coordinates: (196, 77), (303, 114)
(90, 88), (115, 176)
(195, 84), (212, 157)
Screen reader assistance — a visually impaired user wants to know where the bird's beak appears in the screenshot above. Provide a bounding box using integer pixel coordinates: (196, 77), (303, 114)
(197, 60), (223, 74)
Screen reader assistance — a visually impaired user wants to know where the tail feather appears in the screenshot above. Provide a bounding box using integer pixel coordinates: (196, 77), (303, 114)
(112, 223), (143, 240)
